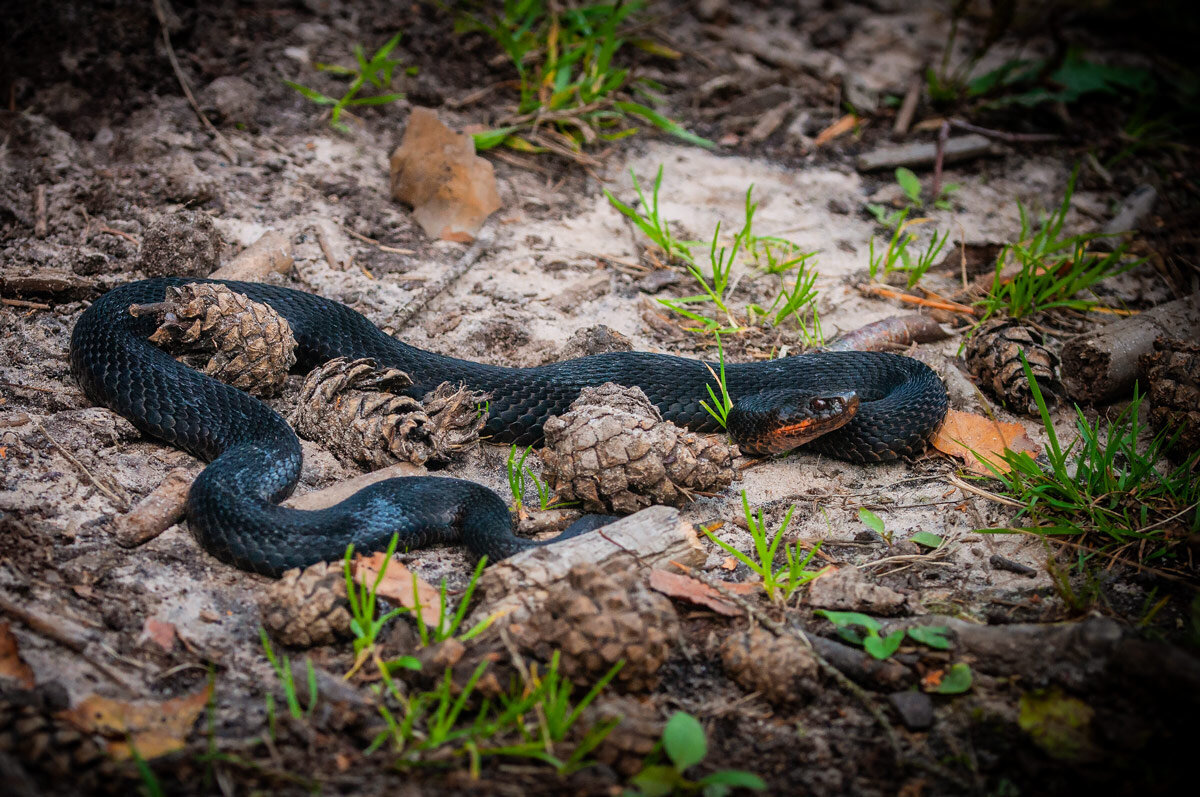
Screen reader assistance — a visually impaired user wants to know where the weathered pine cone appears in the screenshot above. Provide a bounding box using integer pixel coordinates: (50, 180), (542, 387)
(133, 282), (296, 396)
(1140, 336), (1200, 458)
(573, 695), (663, 776)
(539, 383), (735, 514)
(259, 562), (353, 647)
(516, 564), (679, 692)
(965, 318), (1060, 414)
(0, 683), (123, 794)
(720, 626), (819, 705)
(290, 357), (488, 468)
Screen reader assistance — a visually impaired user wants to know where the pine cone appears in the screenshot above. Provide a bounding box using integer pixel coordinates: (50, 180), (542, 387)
(539, 383), (735, 514)
(720, 626), (819, 705)
(0, 683), (123, 793)
(517, 564), (679, 692)
(1140, 337), (1200, 458)
(965, 318), (1060, 414)
(574, 695), (662, 776)
(259, 562), (353, 647)
(132, 283), (296, 396)
(290, 358), (488, 468)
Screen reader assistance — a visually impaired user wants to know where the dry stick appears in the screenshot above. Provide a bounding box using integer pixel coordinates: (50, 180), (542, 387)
(949, 118), (1060, 143)
(892, 77), (922, 137)
(860, 283), (977, 315)
(1, 298), (51, 310)
(315, 222), (344, 271)
(150, 0), (237, 164)
(931, 120), (950, 199)
(33, 185), (47, 238)
(114, 467), (194, 548)
(34, 421), (130, 511)
(674, 566), (973, 790)
(391, 229), (495, 331)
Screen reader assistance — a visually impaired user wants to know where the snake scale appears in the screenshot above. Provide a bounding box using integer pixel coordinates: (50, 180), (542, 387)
(70, 277), (948, 576)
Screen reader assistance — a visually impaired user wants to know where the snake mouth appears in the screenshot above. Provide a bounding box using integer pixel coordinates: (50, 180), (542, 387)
(731, 391), (860, 456)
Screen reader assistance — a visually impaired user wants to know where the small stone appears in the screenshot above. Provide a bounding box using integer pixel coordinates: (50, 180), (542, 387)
(889, 690), (934, 730)
(200, 76), (261, 124)
(556, 325), (634, 360)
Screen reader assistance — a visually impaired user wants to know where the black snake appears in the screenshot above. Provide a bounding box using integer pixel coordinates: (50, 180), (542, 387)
(70, 277), (948, 576)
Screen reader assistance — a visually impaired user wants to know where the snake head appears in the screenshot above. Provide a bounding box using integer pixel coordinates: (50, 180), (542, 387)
(727, 389), (860, 456)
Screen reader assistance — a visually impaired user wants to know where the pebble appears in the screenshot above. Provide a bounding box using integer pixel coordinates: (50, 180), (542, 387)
(889, 690), (934, 730)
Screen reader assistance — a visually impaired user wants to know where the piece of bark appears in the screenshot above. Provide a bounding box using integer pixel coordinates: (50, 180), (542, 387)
(468, 505), (705, 629)
(892, 77), (922, 136)
(0, 272), (108, 301)
(856, 134), (993, 172)
(807, 634), (915, 690)
(1061, 292), (1200, 403)
(825, 314), (949, 352)
(283, 462), (426, 511)
(113, 468), (194, 547)
(208, 230), (293, 281)
(805, 565), (910, 616)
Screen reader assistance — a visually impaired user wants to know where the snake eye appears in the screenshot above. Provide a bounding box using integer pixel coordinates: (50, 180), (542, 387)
(812, 398), (827, 411)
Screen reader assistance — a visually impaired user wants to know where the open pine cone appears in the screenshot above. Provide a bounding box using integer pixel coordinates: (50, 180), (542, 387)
(720, 626), (819, 705)
(574, 695), (663, 776)
(259, 562), (354, 647)
(539, 383), (735, 514)
(516, 564), (679, 692)
(132, 282), (296, 396)
(965, 318), (1060, 414)
(291, 357), (488, 468)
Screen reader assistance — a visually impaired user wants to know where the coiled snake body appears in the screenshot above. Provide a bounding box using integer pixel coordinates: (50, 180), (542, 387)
(70, 278), (948, 576)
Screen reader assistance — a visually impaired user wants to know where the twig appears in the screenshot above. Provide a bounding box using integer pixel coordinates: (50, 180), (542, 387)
(1, 298), (51, 310)
(932, 120), (950, 199)
(860, 283), (977, 315)
(0, 380), (55, 393)
(94, 225), (141, 248)
(946, 473), (1024, 508)
(391, 228), (494, 330)
(34, 421), (130, 510)
(314, 222), (345, 271)
(33, 185), (47, 238)
(893, 76), (922, 137)
(949, 118), (1060, 143)
(150, 0), (238, 164)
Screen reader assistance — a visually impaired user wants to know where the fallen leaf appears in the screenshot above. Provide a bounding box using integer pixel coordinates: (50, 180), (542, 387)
(648, 570), (759, 617)
(355, 553), (444, 634)
(142, 617), (177, 653)
(61, 682), (213, 760)
(720, 557), (738, 571)
(813, 113), (858, 148)
(389, 107), (501, 242)
(0, 621), (36, 688)
(931, 409), (1041, 475)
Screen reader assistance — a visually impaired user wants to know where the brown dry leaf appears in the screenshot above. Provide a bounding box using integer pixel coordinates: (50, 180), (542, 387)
(389, 107), (501, 241)
(355, 553), (444, 634)
(720, 556), (738, 571)
(932, 409), (1041, 475)
(61, 682), (213, 760)
(648, 570), (760, 617)
(813, 113), (858, 148)
(0, 621), (36, 688)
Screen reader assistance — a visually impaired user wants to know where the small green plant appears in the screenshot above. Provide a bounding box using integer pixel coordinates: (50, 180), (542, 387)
(629, 711), (766, 796)
(867, 212), (950, 289)
(259, 628), (318, 740)
(285, 32), (409, 132)
(868, 169), (959, 224)
(507, 444), (559, 512)
(699, 333), (733, 429)
(974, 171), (1141, 321)
(461, 1), (710, 154)
(703, 491), (824, 603)
(858, 507), (892, 545)
(815, 611), (954, 663)
(129, 743), (166, 797)
(604, 166), (694, 264)
(978, 354), (1200, 564)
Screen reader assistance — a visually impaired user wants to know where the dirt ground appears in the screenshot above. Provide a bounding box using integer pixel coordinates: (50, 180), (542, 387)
(2, 1), (1198, 795)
